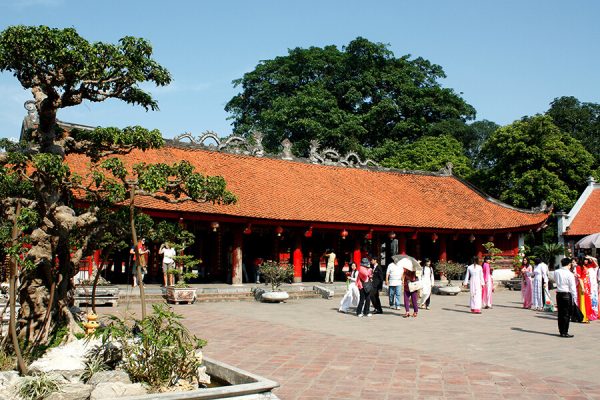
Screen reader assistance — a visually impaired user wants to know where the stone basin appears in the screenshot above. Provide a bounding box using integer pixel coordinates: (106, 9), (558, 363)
(107, 357), (280, 400)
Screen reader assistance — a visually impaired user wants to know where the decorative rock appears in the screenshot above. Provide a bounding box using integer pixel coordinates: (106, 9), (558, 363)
(88, 370), (131, 386)
(90, 382), (147, 400)
(45, 383), (93, 400)
(260, 291), (289, 303)
(0, 370), (20, 388)
(197, 365), (211, 386)
(30, 338), (102, 376)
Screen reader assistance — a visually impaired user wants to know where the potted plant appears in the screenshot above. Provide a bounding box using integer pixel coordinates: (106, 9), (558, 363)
(256, 261), (294, 302)
(433, 260), (464, 295)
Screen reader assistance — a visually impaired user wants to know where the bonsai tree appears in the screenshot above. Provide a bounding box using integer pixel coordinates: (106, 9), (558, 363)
(258, 261), (293, 291)
(153, 223), (200, 287)
(434, 260), (464, 286)
(482, 241), (503, 267)
(533, 242), (565, 270)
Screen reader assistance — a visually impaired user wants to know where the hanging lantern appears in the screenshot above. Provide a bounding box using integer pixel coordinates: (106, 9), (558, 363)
(488, 235), (494, 242)
(432, 233), (438, 243)
(304, 226), (313, 238)
(275, 226), (284, 237)
(210, 221), (220, 232)
(411, 231), (418, 240)
(365, 229), (373, 240)
(506, 232), (512, 240)
(388, 231), (396, 240)
(469, 234), (476, 243)
(243, 224), (252, 235)
(341, 229), (349, 239)
(452, 234), (459, 241)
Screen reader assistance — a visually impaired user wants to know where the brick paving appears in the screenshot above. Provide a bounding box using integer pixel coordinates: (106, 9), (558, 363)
(102, 290), (600, 399)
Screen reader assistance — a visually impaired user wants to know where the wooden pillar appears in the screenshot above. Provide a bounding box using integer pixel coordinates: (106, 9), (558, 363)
(353, 239), (361, 267)
(293, 235), (303, 283)
(399, 234), (407, 255)
(232, 228), (243, 285)
(414, 233), (421, 260)
(439, 235), (447, 262)
(475, 237), (483, 259)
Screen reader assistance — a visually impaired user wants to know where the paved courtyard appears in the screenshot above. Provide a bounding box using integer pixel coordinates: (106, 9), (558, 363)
(102, 289), (600, 399)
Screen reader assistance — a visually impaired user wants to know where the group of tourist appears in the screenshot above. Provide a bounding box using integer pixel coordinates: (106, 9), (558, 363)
(462, 256), (494, 313)
(338, 255), (435, 318)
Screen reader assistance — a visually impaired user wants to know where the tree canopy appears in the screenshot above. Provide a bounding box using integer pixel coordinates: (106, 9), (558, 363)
(475, 115), (595, 211)
(225, 37), (475, 155)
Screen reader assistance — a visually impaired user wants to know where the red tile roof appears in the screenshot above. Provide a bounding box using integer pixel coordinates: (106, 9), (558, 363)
(565, 189), (600, 236)
(66, 145), (549, 232)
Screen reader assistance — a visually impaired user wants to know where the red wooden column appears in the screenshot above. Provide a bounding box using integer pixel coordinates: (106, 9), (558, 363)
(292, 235), (303, 283)
(475, 237), (483, 259)
(439, 235), (447, 262)
(232, 227), (243, 285)
(353, 239), (362, 267)
(399, 234), (407, 255)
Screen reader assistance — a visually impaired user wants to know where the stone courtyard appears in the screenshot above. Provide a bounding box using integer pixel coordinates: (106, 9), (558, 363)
(99, 289), (600, 399)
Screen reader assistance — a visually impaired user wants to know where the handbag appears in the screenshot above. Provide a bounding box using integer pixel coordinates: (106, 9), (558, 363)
(408, 280), (423, 293)
(362, 280), (373, 294)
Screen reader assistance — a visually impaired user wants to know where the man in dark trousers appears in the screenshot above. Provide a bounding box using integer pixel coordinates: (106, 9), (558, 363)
(554, 257), (577, 338)
(370, 257), (384, 314)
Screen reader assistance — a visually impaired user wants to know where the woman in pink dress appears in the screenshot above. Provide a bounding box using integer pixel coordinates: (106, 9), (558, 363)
(520, 257), (533, 309)
(482, 256), (493, 309)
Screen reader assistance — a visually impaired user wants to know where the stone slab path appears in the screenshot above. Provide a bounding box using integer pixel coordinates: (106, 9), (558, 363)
(101, 290), (600, 399)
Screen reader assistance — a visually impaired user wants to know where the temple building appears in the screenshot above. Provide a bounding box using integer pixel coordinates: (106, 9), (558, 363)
(65, 131), (551, 285)
(558, 176), (600, 255)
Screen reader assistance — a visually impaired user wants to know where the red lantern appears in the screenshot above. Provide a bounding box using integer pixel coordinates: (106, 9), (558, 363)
(506, 232), (512, 239)
(488, 235), (494, 242)
(341, 229), (348, 239)
(388, 231), (396, 240)
(411, 231), (418, 240)
(210, 221), (220, 232)
(469, 234), (476, 243)
(452, 234), (459, 241)
(304, 227), (313, 238)
(243, 224), (252, 235)
(365, 230), (373, 240)
(275, 226), (284, 237)
(432, 233), (438, 243)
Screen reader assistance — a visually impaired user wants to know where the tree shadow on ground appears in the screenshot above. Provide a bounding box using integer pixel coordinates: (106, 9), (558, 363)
(511, 327), (560, 337)
(442, 307), (472, 314)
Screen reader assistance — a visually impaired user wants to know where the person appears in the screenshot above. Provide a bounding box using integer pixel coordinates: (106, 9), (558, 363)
(587, 256), (599, 320)
(554, 257), (577, 337)
(419, 258), (434, 310)
(520, 257), (533, 309)
(130, 238), (149, 287)
(574, 256), (592, 322)
(463, 256), (484, 314)
(532, 257), (548, 311)
(386, 255), (403, 309)
(370, 257), (384, 314)
(159, 241), (177, 287)
(325, 249), (336, 284)
(356, 258), (373, 317)
(482, 256), (493, 309)
(339, 262), (359, 313)
(402, 259), (419, 317)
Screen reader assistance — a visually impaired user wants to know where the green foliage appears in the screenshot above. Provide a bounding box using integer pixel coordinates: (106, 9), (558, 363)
(80, 354), (108, 383)
(476, 115), (595, 211)
(226, 37), (475, 155)
(482, 242), (502, 266)
(154, 221), (200, 287)
(94, 304), (207, 389)
(433, 261), (464, 285)
(258, 261), (294, 291)
(532, 243), (565, 269)
(547, 96), (600, 162)
(0, 25), (171, 111)
(374, 135), (474, 178)
(17, 373), (61, 400)
(0, 349), (15, 371)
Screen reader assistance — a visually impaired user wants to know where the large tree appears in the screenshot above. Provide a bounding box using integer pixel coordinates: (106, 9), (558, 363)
(225, 37), (476, 155)
(546, 96), (600, 162)
(0, 26), (234, 350)
(475, 115), (595, 211)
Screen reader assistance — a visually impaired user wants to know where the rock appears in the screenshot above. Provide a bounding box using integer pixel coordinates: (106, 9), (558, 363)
(45, 383), (93, 400)
(0, 370), (20, 389)
(261, 291), (289, 303)
(90, 382), (147, 400)
(88, 370), (131, 386)
(197, 365), (211, 386)
(30, 338), (102, 376)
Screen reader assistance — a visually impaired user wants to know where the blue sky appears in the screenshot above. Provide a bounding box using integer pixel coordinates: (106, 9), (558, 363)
(0, 0), (599, 141)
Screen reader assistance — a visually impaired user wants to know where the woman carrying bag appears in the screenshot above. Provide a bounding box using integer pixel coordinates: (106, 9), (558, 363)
(401, 259), (421, 318)
(356, 258), (373, 317)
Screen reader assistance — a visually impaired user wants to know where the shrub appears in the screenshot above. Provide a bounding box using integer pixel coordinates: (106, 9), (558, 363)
(17, 373), (61, 400)
(434, 261), (464, 286)
(259, 261), (294, 291)
(93, 304), (206, 390)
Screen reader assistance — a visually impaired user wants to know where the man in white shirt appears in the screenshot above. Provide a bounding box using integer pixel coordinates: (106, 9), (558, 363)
(159, 242), (177, 287)
(386, 255), (404, 309)
(554, 257), (577, 338)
